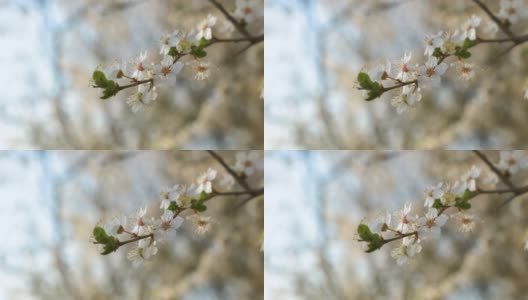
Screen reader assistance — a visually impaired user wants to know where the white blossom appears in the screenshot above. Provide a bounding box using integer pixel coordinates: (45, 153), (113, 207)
(396, 202), (415, 233)
(424, 31), (444, 56)
(234, 0), (263, 23)
(453, 213), (477, 233)
(188, 214), (213, 235)
(155, 56), (183, 82)
(126, 85), (158, 113)
(131, 51), (149, 80)
(417, 208), (448, 239)
(396, 52), (413, 81)
(461, 15), (481, 41)
(234, 151), (262, 176)
(196, 14), (217, 40)
(160, 30), (182, 55)
(154, 210), (184, 240)
(497, 151), (528, 174)
(417, 56), (448, 87)
(461, 165), (481, 192)
(391, 86), (422, 114)
(498, 0), (528, 24)
(424, 182), (445, 207)
(196, 168), (217, 194)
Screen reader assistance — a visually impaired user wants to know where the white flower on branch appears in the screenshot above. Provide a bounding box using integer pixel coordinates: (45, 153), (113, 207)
(417, 56), (448, 87)
(127, 239), (158, 268)
(391, 236), (422, 266)
(154, 210), (184, 240)
(131, 51), (149, 80)
(497, 151), (528, 175)
(196, 168), (217, 194)
(396, 202), (415, 233)
(461, 15), (481, 41)
(234, 0), (263, 23)
(453, 213), (477, 233)
(131, 206), (151, 236)
(424, 31), (444, 57)
(424, 182), (445, 208)
(188, 214), (214, 235)
(234, 151), (262, 176)
(391, 85), (422, 114)
(196, 14), (217, 41)
(461, 165), (481, 192)
(498, 0), (528, 24)
(417, 208), (449, 239)
(126, 85), (158, 113)
(160, 30), (182, 55)
(395, 52), (413, 81)
(155, 56), (184, 82)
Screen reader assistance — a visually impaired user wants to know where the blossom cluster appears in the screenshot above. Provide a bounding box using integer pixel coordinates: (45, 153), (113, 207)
(356, 151), (528, 266)
(356, 0), (528, 113)
(91, 0), (263, 113)
(91, 151), (263, 267)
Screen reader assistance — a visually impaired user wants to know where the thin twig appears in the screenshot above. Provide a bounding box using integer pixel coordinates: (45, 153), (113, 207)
(472, 150), (515, 190)
(208, 0), (251, 38)
(207, 150), (251, 191)
(471, 0), (517, 42)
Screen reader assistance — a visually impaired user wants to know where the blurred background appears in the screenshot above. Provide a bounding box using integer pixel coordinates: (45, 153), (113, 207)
(265, 151), (528, 299)
(0, 150), (263, 299)
(0, 0), (263, 149)
(265, 0), (528, 149)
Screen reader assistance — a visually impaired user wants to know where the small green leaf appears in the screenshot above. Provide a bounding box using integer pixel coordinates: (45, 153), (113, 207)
(357, 224), (373, 241)
(366, 234), (383, 253)
(167, 46), (178, 57)
(357, 72), (374, 90)
(100, 80), (120, 100)
(191, 199), (207, 212)
(92, 70), (108, 87)
(101, 236), (120, 255)
(93, 226), (110, 244)
(197, 38), (209, 48)
(432, 47), (443, 58)
(461, 189), (473, 201)
(198, 191), (207, 201)
(167, 201), (178, 212)
(365, 82), (383, 101)
(432, 199), (443, 209)
(190, 45), (207, 58)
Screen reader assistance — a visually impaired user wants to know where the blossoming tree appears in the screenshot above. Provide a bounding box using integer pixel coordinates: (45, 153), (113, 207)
(265, 0), (528, 149)
(91, 0), (263, 113)
(265, 150), (528, 299)
(91, 150), (264, 267)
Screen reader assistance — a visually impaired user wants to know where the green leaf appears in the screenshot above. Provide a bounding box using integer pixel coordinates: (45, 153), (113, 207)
(357, 72), (374, 90)
(197, 38), (209, 48)
(455, 39), (473, 59)
(93, 226), (110, 244)
(190, 45), (207, 58)
(461, 189), (473, 201)
(92, 70), (108, 87)
(167, 46), (178, 57)
(432, 47), (443, 58)
(357, 224), (373, 241)
(100, 80), (120, 100)
(454, 188), (473, 210)
(366, 234), (383, 253)
(366, 82), (383, 101)
(167, 201), (178, 212)
(191, 199), (207, 212)
(198, 191), (207, 201)
(101, 236), (119, 255)
(432, 199), (443, 209)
